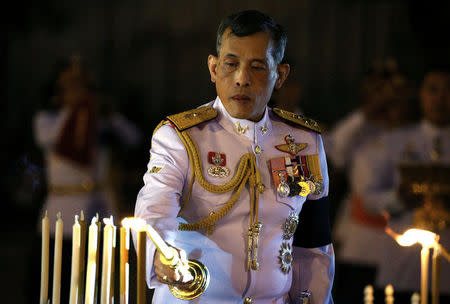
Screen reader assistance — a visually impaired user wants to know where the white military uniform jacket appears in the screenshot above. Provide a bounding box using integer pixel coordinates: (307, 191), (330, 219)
(354, 120), (450, 293)
(134, 97), (334, 303)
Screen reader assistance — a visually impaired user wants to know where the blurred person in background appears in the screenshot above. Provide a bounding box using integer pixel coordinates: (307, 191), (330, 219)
(352, 64), (450, 302)
(28, 55), (142, 302)
(328, 58), (420, 303)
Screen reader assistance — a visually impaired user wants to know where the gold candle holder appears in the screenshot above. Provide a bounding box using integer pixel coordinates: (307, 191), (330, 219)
(123, 217), (210, 300)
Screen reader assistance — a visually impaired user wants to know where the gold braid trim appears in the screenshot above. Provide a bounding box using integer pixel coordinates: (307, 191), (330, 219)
(174, 128), (262, 233)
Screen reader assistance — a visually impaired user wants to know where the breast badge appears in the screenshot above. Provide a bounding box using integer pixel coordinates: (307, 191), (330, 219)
(275, 134), (307, 156)
(278, 242), (293, 273)
(207, 152), (230, 178)
(283, 211), (299, 240)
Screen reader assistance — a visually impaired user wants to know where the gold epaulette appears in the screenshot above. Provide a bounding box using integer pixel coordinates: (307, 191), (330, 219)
(272, 107), (321, 133)
(166, 106), (218, 131)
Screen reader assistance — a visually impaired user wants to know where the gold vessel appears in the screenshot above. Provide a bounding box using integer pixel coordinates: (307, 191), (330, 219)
(168, 259), (210, 300)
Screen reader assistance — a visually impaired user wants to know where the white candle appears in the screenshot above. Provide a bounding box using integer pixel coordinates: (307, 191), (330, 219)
(120, 225), (130, 304)
(40, 211), (50, 304)
(421, 246), (430, 304)
(145, 224), (174, 260)
(122, 217), (173, 260)
(69, 215), (81, 304)
(52, 212), (64, 304)
(78, 211), (87, 303)
(95, 214), (102, 303)
(84, 216), (99, 304)
(100, 216), (116, 304)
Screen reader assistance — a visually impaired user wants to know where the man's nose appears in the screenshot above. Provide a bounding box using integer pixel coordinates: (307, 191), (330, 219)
(235, 67), (251, 87)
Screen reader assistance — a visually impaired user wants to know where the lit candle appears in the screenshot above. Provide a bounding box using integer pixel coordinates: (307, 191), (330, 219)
(137, 230), (146, 304)
(100, 216), (116, 304)
(40, 211), (49, 304)
(69, 215), (81, 304)
(122, 217), (173, 260)
(52, 212), (63, 304)
(385, 228), (438, 304)
(120, 225), (130, 304)
(421, 246), (430, 304)
(85, 216), (99, 304)
(78, 211), (87, 303)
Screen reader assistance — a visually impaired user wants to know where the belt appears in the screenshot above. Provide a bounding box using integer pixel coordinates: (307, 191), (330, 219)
(350, 195), (387, 229)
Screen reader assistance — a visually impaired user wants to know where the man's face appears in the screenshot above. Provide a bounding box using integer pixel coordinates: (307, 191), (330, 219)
(420, 72), (450, 127)
(208, 29), (289, 121)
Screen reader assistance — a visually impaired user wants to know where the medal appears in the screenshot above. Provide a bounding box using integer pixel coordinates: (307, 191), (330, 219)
(275, 134), (308, 156)
(278, 242), (293, 273)
(283, 211), (299, 240)
(277, 173), (290, 197)
(297, 180), (310, 197)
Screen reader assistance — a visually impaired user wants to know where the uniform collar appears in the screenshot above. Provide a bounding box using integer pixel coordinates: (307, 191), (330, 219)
(212, 96), (272, 143)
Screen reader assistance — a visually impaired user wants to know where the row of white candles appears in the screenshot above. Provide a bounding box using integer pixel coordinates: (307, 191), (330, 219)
(40, 212), (148, 304)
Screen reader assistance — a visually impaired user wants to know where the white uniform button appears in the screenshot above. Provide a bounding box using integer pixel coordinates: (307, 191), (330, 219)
(244, 297), (253, 304)
(254, 145), (262, 155)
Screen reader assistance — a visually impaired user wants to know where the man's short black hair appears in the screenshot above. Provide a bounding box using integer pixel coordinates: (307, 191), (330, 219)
(216, 10), (287, 64)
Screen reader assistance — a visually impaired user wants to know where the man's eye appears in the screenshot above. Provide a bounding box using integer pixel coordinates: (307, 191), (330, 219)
(225, 62), (237, 67)
(251, 65), (265, 70)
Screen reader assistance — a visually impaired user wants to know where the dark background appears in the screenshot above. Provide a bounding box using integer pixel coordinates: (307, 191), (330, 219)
(1, 0), (449, 302)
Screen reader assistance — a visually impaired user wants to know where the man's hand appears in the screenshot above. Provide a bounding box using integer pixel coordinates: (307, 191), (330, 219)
(154, 246), (194, 286)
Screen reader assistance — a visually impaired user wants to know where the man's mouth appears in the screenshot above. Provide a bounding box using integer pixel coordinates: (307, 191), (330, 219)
(231, 94), (251, 103)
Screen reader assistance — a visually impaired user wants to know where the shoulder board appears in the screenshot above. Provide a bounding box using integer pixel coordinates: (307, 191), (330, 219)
(272, 107), (321, 133)
(166, 106), (217, 131)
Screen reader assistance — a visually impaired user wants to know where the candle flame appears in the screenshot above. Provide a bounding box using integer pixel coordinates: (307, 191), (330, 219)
(386, 227), (438, 248)
(122, 217), (147, 231)
(103, 215), (115, 226)
(91, 216), (98, 225)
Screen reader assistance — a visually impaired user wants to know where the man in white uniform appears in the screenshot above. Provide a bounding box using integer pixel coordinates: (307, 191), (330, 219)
(353, 65), (450, 302)
(134, 10), (334, 303)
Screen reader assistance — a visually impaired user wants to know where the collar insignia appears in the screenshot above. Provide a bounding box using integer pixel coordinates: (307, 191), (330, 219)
(235, 122), (248, 135)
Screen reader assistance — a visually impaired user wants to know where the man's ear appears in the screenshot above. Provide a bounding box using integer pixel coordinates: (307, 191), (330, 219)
(275, 63), (290, 89)
(207, 55), (218, 83)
